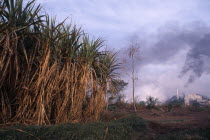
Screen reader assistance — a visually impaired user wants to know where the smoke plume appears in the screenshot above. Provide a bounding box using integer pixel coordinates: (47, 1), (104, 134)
(180, 34), (210, 84)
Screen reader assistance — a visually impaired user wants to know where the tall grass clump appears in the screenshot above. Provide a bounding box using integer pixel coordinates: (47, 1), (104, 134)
(0, 0), (120, 125)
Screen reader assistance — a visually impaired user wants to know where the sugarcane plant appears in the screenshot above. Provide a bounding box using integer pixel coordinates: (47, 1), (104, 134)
(0, 0), (120, 125)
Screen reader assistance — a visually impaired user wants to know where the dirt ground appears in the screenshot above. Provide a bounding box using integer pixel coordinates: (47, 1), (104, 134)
(102, 107), (210, 134)
(136, 108), (210, 137)
(139, 108), (210, 127)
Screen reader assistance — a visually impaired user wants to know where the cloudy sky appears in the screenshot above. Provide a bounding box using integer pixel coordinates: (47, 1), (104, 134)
(35, 0), (210, 101)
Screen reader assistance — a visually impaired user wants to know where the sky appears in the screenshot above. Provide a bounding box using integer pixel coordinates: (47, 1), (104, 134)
(34, 0), (210, 101)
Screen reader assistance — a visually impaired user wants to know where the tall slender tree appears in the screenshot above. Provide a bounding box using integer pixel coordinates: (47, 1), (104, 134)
(128, 36), (141, 112)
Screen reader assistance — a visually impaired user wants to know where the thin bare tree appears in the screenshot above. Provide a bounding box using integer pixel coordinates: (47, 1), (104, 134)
(128, 36), (141, 112)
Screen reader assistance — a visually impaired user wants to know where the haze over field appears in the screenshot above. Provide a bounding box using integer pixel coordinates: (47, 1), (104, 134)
(33, 0), (210, 101)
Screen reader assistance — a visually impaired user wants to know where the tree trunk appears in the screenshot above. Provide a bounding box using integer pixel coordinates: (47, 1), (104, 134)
(132, 57), (137, 112)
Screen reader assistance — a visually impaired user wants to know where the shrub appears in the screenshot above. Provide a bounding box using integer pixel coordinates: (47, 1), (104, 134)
(107, 104), (117, 111)
(164, 97), (185, 111)
(189, 100), (201, 111)
(146, 96), (159, 110)
(139, 101), (146, 107)
(136, 101), (146, 109)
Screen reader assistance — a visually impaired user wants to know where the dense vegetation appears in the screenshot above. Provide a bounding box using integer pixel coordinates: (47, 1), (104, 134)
(0, 0), (120, 125)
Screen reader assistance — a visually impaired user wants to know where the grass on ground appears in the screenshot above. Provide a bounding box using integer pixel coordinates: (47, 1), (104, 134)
(0, 115), (147, 140)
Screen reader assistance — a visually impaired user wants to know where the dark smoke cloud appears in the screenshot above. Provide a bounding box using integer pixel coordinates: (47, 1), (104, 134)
(141, 22), (210, 65)
(180, 34), (210, 84)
